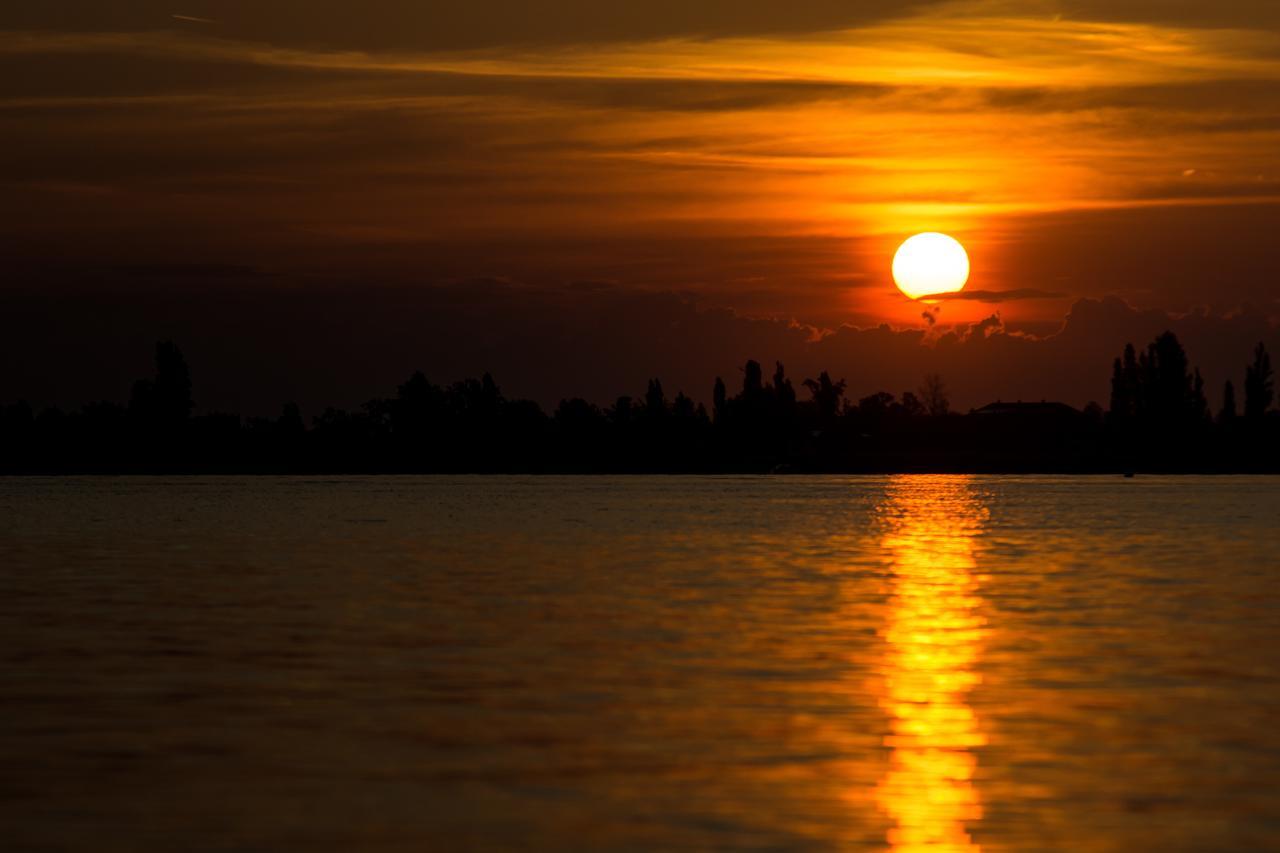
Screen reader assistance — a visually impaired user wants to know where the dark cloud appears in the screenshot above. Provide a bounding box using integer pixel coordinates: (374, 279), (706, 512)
(12, 1), (1280, 54)
(931, 289), (1067, 303)
(990, 202), (1280, 310)
(1059, 1), (1280, 32)
(4, 1), (937, 50)
(977, 79), (1280, 117)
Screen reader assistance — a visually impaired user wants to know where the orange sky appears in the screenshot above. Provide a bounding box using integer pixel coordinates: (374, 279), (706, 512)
(3, 1), (1280, 410)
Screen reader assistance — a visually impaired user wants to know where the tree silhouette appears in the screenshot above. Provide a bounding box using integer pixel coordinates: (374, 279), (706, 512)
(1107, 331), (1208, 434)
(742, 360), (764, 401)
(672, 391), (697, 419)
(644, 379), (668, 418)
(859, 391), (895, 417)
(919, 373), (949, 417)
(1245, 342), (1274, 422)
(1192, 369), (1209, 424)
(391, 371), (444, 458)
(1108, 343), (1141, 424)
(123, 340), (195, 466)
(772, 361), (796, 411)
(803, 371), (846, 424)
(1219, 380), (1237, 424)
(154, 341), (194, 425)
(5, 335), (1280, 474)
(898, 391), (925, 419)
(609, 395), (634, 427)
(129, 341), (193, 427)
(278, 402), (305, 436)
(555, 397), (602, 430)
(1138, 331), (1199, 425)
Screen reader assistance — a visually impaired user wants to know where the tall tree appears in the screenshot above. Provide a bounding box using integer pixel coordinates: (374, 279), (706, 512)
(919, 373), (950, 417)
(1110, 332), (1207, 431)
(152, 341), (194, 425)
(898, 391), (925, 419)
(1192, 369), (1209, 424)
(1121, 343), (1141, 420)
(742, 360), (764, 400)
(277, 402), (305, 438)
(803, 371), (846, 423)
(1244, 342), (1274, 421)
(128, 340), (193, 434)
(644, 379), (667, 418)
(1219, 380), (1237, 424)
(608, 396), (634, 427)
(772, 361), (796, 411)
(1142, 331), (1194, 424)
(1108, 355), (1128, 422)
(393, 371), (443, 440)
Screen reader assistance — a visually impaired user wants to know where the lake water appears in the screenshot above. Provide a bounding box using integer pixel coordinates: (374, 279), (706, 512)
(2, 475), (1279, 851)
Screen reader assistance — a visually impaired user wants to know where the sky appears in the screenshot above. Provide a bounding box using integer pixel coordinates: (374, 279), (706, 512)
(3, 1), (1280, 413)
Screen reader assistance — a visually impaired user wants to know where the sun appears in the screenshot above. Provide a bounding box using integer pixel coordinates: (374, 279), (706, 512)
(892, 233), (970, 300)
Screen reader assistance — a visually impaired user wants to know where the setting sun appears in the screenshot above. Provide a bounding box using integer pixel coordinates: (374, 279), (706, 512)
(892, 233), (971, 300)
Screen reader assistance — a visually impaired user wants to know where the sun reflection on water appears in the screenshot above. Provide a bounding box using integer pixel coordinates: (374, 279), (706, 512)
(875, 476), (989, 852)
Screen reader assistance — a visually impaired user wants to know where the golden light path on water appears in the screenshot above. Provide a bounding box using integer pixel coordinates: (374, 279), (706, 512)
(875, 477), (990, 851)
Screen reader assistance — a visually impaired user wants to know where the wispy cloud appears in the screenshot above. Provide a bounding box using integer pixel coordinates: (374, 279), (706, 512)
(8, 5), (1280, 87)
(3, 0), (1280, 322)
(930, 288), (1067, 302)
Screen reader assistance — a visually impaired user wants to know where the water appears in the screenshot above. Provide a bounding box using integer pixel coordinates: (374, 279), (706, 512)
(2, 475), (1279, 851)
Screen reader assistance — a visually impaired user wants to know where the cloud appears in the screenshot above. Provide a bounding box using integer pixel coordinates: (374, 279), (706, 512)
(930, 288), (1066, 302)
(6, 9), (1280, 87)
(966, 313), (1006, 340)
(6, 2), (937, 51)
(2, 1), (1279, 321)
(1059, 1), (1280, 32)
(11, 2), (1280, 55)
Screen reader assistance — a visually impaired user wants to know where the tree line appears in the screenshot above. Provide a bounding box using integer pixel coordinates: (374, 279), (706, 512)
(1, 333), (1276, 473)
(1105, 332), (1275, 469)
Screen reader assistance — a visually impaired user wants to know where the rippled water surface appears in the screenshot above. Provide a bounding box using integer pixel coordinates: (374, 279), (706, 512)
(2, 475), (1279, 851)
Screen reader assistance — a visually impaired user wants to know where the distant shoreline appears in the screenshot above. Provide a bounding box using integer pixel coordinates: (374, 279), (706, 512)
(5, 333), (1277, 476)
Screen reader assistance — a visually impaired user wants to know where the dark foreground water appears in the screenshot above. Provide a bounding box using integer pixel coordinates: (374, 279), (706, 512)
(2, 475), (1279, 851)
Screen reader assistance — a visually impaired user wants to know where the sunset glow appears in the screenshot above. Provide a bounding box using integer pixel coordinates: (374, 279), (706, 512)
(4, 1), (1280, 416)
(5, 4), (1280, 850)
(6, 2), (1280, 326)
